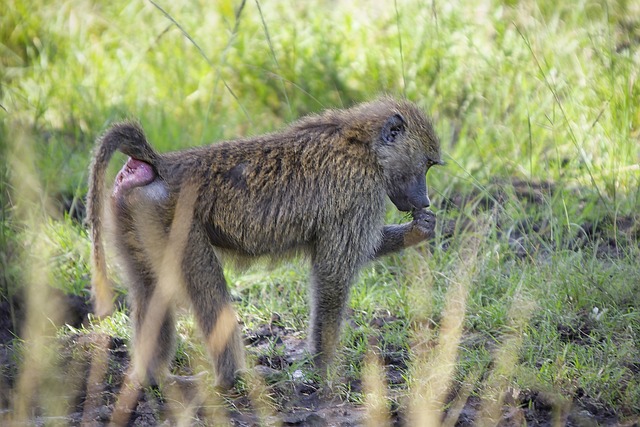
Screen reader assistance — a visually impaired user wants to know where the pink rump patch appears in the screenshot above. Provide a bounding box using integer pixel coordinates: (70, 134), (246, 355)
(113, 157), (156, 196)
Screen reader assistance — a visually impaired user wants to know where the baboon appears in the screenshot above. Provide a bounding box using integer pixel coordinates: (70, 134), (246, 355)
(87, 98), (442, 388)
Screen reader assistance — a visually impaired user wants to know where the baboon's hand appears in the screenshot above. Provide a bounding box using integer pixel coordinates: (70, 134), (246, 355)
(406, 209), (436, 246)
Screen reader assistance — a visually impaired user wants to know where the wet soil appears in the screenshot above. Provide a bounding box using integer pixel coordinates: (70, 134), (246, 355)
(435, 179), (639, 260)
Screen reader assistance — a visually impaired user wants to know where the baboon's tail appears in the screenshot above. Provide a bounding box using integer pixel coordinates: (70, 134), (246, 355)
(86, 122), (157, 316)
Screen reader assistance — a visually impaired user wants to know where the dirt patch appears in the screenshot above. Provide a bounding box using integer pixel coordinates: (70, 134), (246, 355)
(437, 179), (639, 260)
(0, 299), (630, 426)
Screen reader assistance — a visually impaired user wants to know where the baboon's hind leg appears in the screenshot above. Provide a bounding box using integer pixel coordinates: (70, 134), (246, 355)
(182, 224), (245, 388)
(128, 273), (177, 385)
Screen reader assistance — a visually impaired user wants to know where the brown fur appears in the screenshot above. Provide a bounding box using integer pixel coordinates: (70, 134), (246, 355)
(87, 98), (441, 387)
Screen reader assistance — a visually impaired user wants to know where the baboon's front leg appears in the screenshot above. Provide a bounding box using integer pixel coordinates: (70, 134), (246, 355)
(307, 265), (354, 374)
(307, 234), (364, 376)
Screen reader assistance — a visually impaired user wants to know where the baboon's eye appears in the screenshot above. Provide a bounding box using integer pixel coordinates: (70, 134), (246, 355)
(426, 158), (445, 169)
(381, 114), (406, 144)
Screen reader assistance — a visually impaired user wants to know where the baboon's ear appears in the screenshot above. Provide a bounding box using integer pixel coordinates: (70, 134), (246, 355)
(381, 114), (406, 144)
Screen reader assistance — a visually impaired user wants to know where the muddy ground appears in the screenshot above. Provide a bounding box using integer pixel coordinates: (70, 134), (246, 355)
(0, 292), (635, 426)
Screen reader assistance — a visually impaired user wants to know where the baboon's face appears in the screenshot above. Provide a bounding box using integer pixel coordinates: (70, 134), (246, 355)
(387, 166), (431, 212)
(376, 111), (441, 213)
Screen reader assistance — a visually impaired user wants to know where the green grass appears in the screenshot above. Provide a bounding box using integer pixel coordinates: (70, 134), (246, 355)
(1, 0), (639, 423)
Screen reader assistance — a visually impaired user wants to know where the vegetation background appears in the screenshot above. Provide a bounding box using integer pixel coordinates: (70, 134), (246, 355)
(1, 0), (638, 424)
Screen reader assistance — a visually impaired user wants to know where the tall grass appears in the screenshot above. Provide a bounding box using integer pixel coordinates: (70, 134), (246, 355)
(1, 0), (639, 424)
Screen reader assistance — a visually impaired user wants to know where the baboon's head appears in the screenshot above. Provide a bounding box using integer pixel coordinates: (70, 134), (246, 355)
(368, 99), (442, 212)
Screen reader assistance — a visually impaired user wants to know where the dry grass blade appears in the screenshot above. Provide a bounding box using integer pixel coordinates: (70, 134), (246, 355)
(6, 124), (67, 423)
(407, 216), (489, 426)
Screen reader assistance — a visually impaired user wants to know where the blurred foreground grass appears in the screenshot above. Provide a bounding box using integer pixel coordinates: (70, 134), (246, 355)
(1, 0), (639, 424)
